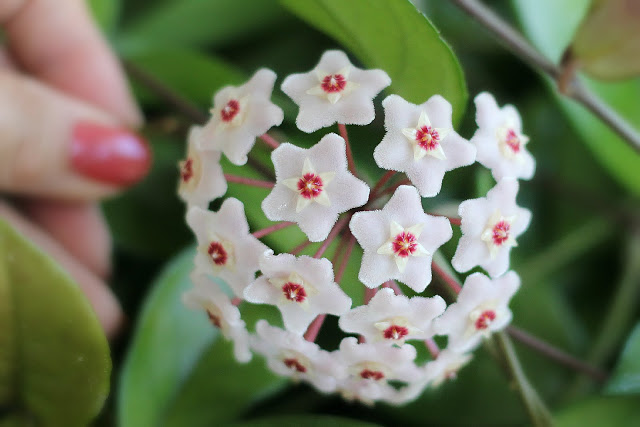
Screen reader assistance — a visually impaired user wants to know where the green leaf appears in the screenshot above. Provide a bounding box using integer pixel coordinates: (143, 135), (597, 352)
(606, 322), (640, 395)
(280, 0), (468, 125)
(512, 0), (640, 196)
(118, 247), (285, 427)
(122, 46), (245, 109)
(87, 0), (120, 33)
(0, 218), (110, 426)
(232, 415), (382, 427)
(103, 132), (192, 258)
(118, 247), (217, 427)
(555, 397), (640, 427)
(120, 0), (287, 50)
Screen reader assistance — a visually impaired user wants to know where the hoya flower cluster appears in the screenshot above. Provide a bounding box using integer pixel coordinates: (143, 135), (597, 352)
(178, 50), (535, 405)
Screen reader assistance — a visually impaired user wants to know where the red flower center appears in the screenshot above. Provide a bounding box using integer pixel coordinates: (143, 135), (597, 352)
(504, 129), (521, 153)
(283, 358), (307, 373)
(180, 158), (194, 183)
(220, 99), (240, 122)
(206, 310), (222, 329)
(208, 242), (228, 266)
(392, 232), (418, 258)
(321, 74), (347, 93)
(297, 173), (324, 199)
(360, 369), (385, 381)
(491, 220), (511, 246)
(415, 125), (440, 151)
(475, 310), (497, 330)
(382, 325), (409, 340)
(282, 282), (307, 303)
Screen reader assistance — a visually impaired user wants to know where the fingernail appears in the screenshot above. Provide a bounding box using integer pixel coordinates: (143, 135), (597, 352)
(71, 122), (152, 186)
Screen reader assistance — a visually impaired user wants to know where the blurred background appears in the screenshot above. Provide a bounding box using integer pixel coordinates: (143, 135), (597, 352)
(59, 0), (640, 425)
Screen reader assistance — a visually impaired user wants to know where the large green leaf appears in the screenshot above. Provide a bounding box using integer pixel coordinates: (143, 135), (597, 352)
(118, 246), (285, 427)
(232, 415), (381, 427)
(118, 247), (217, 427)
(606, 322), (640, 395)
(555, 397), (640, 427)
(280, 0), (468, 125)
(120, 0), (287, 51)
(0, 218), (110, 426)
(512, 0), (640, 196)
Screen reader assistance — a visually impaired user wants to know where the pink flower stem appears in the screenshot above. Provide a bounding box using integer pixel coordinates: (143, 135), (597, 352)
(372, 178), (412, 201)
(336, 234), (356, 284)
(259, 133), (280, 150)
(252, 221), (295, 239)
(224, 174), (274, 189)
(231, 297), (243, 306)
(291, 239), (312, 255)
(364, 287), (378, 304)
(431, 261), (462, 294)
(370, 170), (397, 200)
(424, 338), (441, 359)
(314, 214), (352, 259)
(338, 123), (357, 176)
(382, 280), (404, 296)
(304, 314), (327, 342)
(427, 213), (462, 226)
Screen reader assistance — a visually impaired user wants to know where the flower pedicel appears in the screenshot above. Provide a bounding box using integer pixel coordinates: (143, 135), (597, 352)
(179, 50), (534, 405)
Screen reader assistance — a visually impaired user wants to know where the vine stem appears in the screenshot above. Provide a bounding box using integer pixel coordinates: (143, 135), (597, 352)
(290, 239), (312, 256)
(314, 215), (352, 259)
(224, 174), (274, 189)
(252, 222), (295, 239)
(449, 0), (640, 154)
(338, 123), (358, 175)
(370, 170), (397, 199)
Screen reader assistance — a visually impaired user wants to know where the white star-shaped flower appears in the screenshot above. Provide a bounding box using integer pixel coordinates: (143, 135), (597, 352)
(183, 273), (251, 362)
(423, 349), (473, 388)
(177, 126), (227, 208)
(200, 68), (284, 165)
(251, 320), (340, 392)
(349, 185), (452, 292)
(261, 133), (369, 242)
(451, 178), (531, 278)
(433, 272), (520, 353)
(281, 50), (391, 133)
(333, 337), (419, 404)
(186, 199), (270, 298)
(471, 92), (535, 181)
(373, 95), (476, 197)
(243, 252), (352, 335)
(339, 288), (446, 345)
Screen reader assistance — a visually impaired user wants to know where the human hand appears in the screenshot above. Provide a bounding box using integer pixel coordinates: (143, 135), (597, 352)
(0, 0), (151, 337)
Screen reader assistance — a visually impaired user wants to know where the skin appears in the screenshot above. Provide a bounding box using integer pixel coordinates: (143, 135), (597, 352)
(0, 0), (145, 338)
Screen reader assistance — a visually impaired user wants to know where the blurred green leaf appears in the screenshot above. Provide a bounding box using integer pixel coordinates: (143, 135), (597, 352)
(568, 0), (640, 80)
(103, 132), (192, 258)
(118, 247), (285, 427)
(0, 218), (110, 426)
(281, 0), (468, 125)
(555, 397), (640, 427)
(163, 339), (284, 427)
(88, 0), (120, 33)
(513, 0), (640, 196)
(232, 415), (381, 427)
(120, 0), (287, 51)
(123, 46), (245, 109)
(606, 322), (640, 395)
(118, 247), (217, 427)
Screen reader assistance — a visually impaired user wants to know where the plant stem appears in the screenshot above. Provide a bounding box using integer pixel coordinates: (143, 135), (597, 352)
(252, 222), (295, 239)
(494, 332), (554, 427)
(382, 280), (403, 296)
(431, 261), (462, 294)
(336, 235), (356, 284)
(338, 124), (358, 175)
(304, 314), (326, 342)
(370, 170), (397, 199)
(224, 174), (274, 189)
(424, 339), (440, 359)
(314, 215), (351, 259)
(260, 133), (280, 149)
(291, 239), (312, 256)
(449, 0), (640, 154)
(364, 287), (378, 304)
(507, 326), (608, 382)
